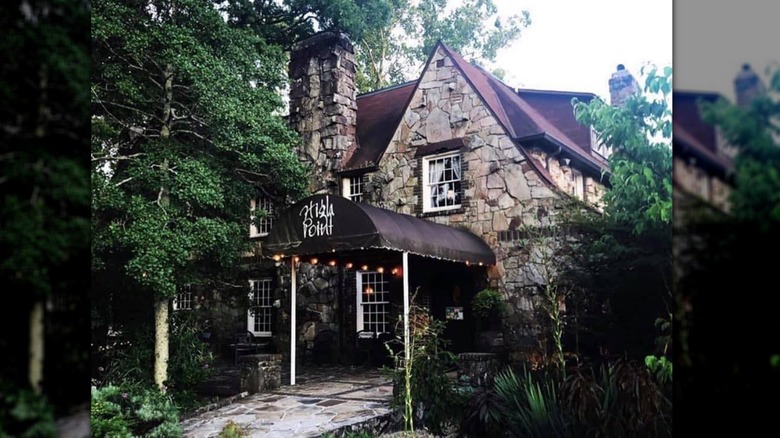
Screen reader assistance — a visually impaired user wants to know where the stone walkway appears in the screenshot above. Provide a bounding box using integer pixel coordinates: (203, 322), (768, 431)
(181, 367), (394, 438)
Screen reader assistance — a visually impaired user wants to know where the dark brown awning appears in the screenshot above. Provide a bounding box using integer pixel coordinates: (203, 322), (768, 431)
(264, 194), (495, 265)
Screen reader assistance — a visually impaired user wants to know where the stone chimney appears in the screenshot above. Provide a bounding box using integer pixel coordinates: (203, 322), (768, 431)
(734, 63), (766, 108)
(288, 31), (358, 194)
(608, 64), (641, 108)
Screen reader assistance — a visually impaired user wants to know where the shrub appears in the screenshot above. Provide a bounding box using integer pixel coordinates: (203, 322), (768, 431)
(91, 384), (182, 437)
(493, 367), (571, 438)
(471, 289), (505, 319)
(387, 311), (459, 435)
(0, 385), (56, 438)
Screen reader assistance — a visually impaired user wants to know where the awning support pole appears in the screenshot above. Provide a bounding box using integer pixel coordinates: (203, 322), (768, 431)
(402, 251), (410, 375)
(290, 256), (297, 386)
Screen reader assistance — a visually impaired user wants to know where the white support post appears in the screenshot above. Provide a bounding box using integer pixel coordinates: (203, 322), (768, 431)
(290, 256), (297, 386)
(402, 252), (410, 372)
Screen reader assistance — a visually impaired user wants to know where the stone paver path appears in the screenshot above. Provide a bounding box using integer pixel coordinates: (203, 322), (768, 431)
(181, 367), (393, 438)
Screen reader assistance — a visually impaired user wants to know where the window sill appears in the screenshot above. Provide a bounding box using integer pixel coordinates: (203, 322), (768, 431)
(419, 207), (465, 218)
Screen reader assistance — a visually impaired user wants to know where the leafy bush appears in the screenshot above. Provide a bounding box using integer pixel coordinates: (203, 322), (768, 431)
(493, 367), (571, 438)
(561, 359), (671, 437)
(98, 312), (215, 408)
(91, 384), (182, 437)
(457, 385), (505, 438)
(471, 288), (505, 318)
(0, 385), (56, 438)
(387, 311), (459, 435)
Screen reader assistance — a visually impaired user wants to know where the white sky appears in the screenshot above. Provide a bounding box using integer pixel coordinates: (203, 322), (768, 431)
(674, 0), (780, 102)
(486, 0), (672, 101)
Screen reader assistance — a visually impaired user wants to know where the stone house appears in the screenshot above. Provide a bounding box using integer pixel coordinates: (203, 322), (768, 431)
(192, 31), (646, 373)
(673, 63), (770, 214)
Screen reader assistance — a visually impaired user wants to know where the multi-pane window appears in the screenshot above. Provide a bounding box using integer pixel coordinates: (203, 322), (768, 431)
(250, 197), (275, 237)
(423, 152), (461, 212)
(248, 279), (273, 337)
(343, 175), (364, 203)
(356, 272), (389, 334)
(571, 169), (584, 200)
(173, 285), (193, 311)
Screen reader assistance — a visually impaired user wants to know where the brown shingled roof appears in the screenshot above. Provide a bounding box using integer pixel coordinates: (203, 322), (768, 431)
(343, 81), (416, 171)
(673, 91), (733, 176)
(343, 41), (610, 180)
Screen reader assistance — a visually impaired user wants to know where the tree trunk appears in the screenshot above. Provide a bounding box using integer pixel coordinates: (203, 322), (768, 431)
(29, 301), (44, 393)
(153, 63), (175, 390)
(153, 298), (169, 389)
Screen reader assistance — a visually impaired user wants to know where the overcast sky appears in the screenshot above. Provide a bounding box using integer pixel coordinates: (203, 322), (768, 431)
(673, 0), (779, 102)
(486, 0), (672, 101)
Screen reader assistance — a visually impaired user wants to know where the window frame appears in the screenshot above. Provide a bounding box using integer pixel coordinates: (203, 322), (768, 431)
(342, 175), (364, 203)
(422, 151), (463, 213)
(356, 271), (390, 335)
(173, 285), (193, 311)
(571, 168), (585, 200)
(249, 196), (275, 238)
(248, 278), (273, 337)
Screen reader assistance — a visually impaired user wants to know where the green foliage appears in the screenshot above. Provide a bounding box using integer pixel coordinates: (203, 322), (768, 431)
(387, 309), (459, 435)
(471, 288), (505, 318)
(91, 385), (182, 438)
(217, 420), (249, 438)
(92, 0), (308, 299)
(466, 361), (671, 438)
(97, 313), (215, 408)
(700, 66), (780, 226)
(0, 385), (56, 438)
(771, 355), (780, 369)
(573, 66), (673, 235)
(645, 355), (672, 386)
(354, 0), (531, 92)
(493, 367), (569, 438)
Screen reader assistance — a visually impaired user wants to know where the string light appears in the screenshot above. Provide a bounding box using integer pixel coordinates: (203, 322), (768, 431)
(273, 254), (281, 261)
(345, 262), (353, 269)
(328, 260), (337, 267)
(361, 264), (368, 271)
(365, 286), (374, 294)
(376, 266), (384, 274)
(391, 268), (398, 275)
(310, 257), (318, 264)
(478, 262), (483, 266)
(294, 256), (300, 263)
(465, 261), (470, 266)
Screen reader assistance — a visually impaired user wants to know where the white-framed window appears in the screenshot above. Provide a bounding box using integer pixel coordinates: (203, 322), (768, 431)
(356, 271), (389, 334)
(591, 128), (611, 159)
(342, 175), (364, 203)
(422, 152), (462, 212)
(571, 169), (584, 200)
(173, 285), (193, 311)
(249, 197), (275, 237)
(248, 278), (273, 337)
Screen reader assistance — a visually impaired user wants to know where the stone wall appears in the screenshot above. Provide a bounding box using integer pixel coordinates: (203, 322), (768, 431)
(288, 31), (357, 194)
(673, 156), (731, 212)
(364, 46), (605, 356)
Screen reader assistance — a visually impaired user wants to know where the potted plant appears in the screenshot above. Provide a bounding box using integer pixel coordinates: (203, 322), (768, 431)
(472, 288), (506, 352)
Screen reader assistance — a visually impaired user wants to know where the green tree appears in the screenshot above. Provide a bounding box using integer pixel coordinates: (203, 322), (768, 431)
(674, 65), (780, 423)
(0, 0), (90, 418)
(91, 0), (308, 389)
(562, 67), (673, 363)
(573, 66), (673, 235)
(355, 0), (531, 92)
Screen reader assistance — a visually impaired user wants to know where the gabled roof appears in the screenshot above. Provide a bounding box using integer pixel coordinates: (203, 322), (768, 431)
(673, 91), (733, 175)
(343, 41), (609, 177)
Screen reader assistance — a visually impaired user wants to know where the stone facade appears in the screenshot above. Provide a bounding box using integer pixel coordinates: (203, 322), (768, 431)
(356, 46), (606, 351)
(288, 31), (358, 194)
(673, 156), (731, 212)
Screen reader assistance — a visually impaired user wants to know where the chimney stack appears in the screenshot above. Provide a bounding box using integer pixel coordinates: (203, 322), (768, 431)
(734, 63), (766, 108)
(288, 31), (357, 194)
(608, 64), (641, 108)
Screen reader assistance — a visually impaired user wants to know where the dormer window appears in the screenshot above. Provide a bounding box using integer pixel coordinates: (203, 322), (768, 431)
(342, 175), (364, 203)
(250, 196), (275, 237)
(591, 127), (611, 159)
(422, 151), (462, 212)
